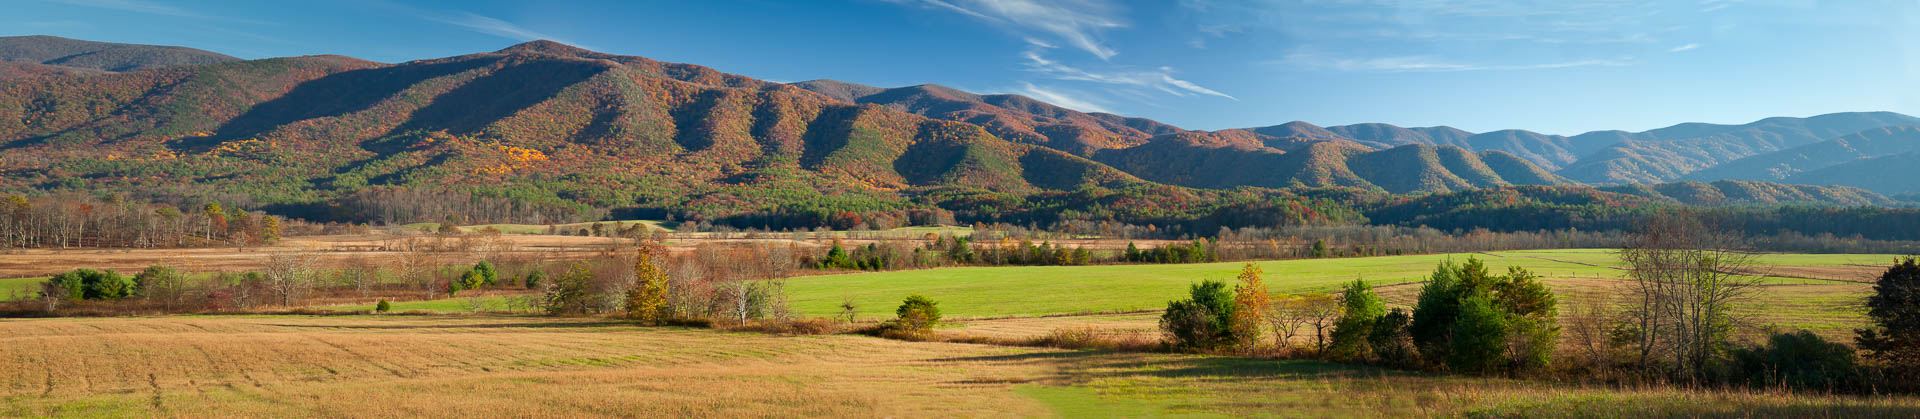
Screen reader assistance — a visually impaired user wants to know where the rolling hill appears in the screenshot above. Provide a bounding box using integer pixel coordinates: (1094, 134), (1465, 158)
(0, 40), (1150, 219)
(0, 35), (239, 72)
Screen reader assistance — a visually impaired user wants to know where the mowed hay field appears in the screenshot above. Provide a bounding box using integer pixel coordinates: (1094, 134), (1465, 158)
(785, 249), (1898, 340)
(6, 315), (1919, 418)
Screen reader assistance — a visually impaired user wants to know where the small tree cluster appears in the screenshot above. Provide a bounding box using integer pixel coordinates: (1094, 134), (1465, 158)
(1405, 258), (1559, 374)
(1125, 240), (1219, 264)
(44, 269), (134, 301)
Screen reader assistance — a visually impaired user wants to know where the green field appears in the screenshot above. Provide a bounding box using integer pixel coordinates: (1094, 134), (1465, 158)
(783, 249), (1892, 320)
(1, 277), (43, 301)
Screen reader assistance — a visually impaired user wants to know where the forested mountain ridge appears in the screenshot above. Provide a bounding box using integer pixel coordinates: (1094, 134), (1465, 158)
(792, 78), (1919, 193)
(0, 35), (239, 72)
(792, 79), (1573, 193)
(0, 40), (1172, 222)
(1678, 126), (1920, 194)
(0, 37), (1908, 233)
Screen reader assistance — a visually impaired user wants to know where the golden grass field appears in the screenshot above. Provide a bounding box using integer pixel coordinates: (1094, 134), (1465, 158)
(6, 315), (1920, 417)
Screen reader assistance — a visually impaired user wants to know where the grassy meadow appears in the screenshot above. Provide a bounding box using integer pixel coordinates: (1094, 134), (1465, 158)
(304, 249), (1893, 341)
(783, 247), (1889, 315)
(5, 315), (1917, 417)
(1, 277), (40, 301)
(780, 250), (1890, 329)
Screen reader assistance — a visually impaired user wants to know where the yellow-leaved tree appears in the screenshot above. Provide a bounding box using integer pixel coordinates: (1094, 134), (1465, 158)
(624, 242), (671, 325)
(1231, 263), (1270, 351)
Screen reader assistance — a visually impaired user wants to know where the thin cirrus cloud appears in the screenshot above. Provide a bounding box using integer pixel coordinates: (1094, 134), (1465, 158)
(40, 0), (269, 24)
(425, 12), (586, 48)
(1011, 82), (1110, 113)
(1275, 52), (1633, 73)
(889, 0), (1124, 60)
(1669, 43), (1701, 52)
(1021, 51), (1237, 100)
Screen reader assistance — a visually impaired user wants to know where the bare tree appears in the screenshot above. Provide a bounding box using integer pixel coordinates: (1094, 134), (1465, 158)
(1618, 211), (1765, 382)
(1264, 294), (1311, 350)
(1565, 292), (1622, 369)
(262, 252), (320, 306)
(338, 255), (379, 298)
(1299, 293), (1342, 353)
(394, 242), (442, 300)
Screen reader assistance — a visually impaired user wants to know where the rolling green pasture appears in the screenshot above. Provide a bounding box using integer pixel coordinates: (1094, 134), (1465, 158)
(783, 249), (1894, 320)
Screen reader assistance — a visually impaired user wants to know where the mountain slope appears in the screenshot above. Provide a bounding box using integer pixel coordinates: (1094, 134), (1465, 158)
(1557, 112), (1920, 183)
(0, 40), (1146, 218)
(790, 79), (1179, 155)
(1092, 134), (1569, 194)
(0, 35), (240, 72)
(1783, 152), (1920, 196)
(1679, 126), (1920, 185)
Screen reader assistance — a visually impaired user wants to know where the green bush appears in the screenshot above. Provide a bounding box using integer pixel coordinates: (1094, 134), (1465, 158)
(1160, 280), (1235, 350)
(473, 261), (499, 286)
(45, 269), (134, 301)
(1447, 295), (1510, 374)
(1732, 331), (1862, 392)
(1368, 308), (1418, 368)
(1328, 279), (1384, 360)
(894, 294), (941, 331)
(1410, 258), (1558, 373)
(524, 269), (546, 289)
(375, 299), (392, 313)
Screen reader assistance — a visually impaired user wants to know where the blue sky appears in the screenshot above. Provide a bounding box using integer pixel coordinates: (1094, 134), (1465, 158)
(7, 0), (1918, 135)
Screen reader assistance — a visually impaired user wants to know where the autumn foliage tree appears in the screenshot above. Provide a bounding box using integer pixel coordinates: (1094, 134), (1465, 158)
(624, 243), (671, 324)
(1230, 263), (1270, 351)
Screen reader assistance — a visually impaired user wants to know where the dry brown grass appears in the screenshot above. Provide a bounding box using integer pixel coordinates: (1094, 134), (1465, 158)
(0, 315), (1061, 417)
(5, 315), (1920, 417)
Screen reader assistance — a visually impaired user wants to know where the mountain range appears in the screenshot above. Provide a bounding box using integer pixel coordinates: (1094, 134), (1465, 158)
(0, 36), (1908, 226)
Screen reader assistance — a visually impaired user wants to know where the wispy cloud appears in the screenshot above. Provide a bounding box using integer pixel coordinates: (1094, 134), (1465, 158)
(1700, 0), (1742, 12)
(1188, 24), (1243, 48)
(1668, 43), (1700, 52)
(1011, 82), (1110, 113)
(1022, 51), (1236, 100)
(1277, 52), (1632, 73)
(426, 12), (582, 47)
(40, 0), (269, 24)
(887, 0), (1125, 60)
